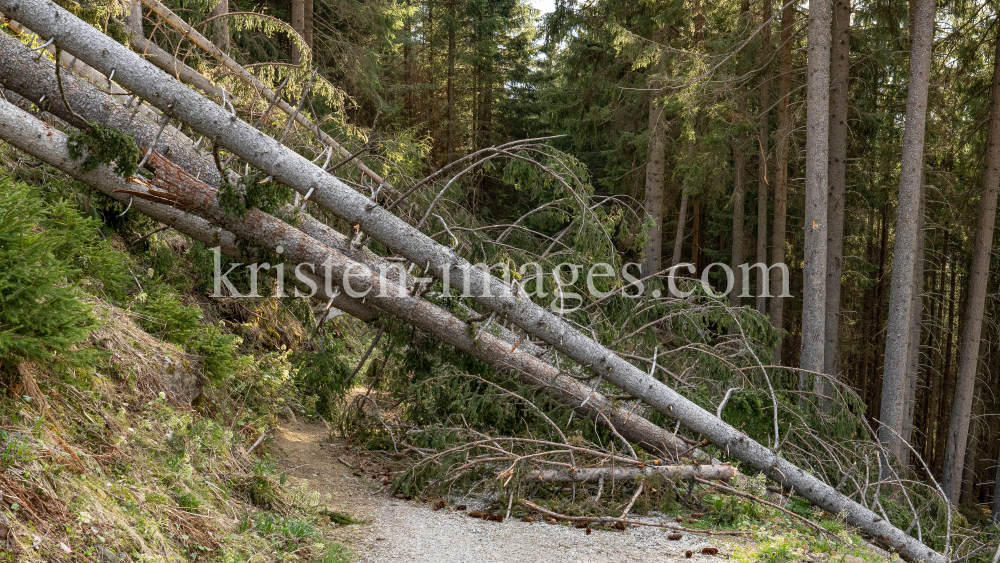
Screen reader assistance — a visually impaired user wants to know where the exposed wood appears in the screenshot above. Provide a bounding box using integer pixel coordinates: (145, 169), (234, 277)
(7, 3), (947, 558)
(526, 464), (737, 483)
(0, 95), (699, 462)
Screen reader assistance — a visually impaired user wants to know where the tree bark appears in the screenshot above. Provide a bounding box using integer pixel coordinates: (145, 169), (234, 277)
(14, 4), (946, 558)
(129, 33), (226, 99)
(756, 0), (772, 314)
(901, 182), (925, 456)
(770, 0), (793, 364)
(124, 0), (142, 37)
(136, 0), (394, 197)
(942, 21), (1000, 505)
(800, 0), (833, 381)
(208, 0), (229, 51)
(527, 464), (737, 483)
(822, 0), (850, 399)
(959, 398), (982, 505)
(446, 0), (457, 163)
(643, 27), (668, 278)
(731, 0), (750, 307)
(691, 199), (701, 270)
(0, 94), (704, 461)
(732, 97), (747, 307)
(304, 0), (312, 51)
(290, 0), (305, 63)
(935, 257), (958, 476)
(671, 190), (689, 267)
(878, 0), (935, 464)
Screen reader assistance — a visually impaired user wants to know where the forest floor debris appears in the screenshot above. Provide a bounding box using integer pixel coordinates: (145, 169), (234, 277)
(274, 421), (894, 563)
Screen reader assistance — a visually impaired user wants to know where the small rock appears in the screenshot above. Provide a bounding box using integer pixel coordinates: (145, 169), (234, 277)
(96, 545), (120, 563)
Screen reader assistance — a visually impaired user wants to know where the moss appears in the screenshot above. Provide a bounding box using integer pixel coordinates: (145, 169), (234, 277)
(66, 121), (142, 178)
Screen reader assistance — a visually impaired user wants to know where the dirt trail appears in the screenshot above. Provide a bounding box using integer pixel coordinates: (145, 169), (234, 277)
(275, 420), (739, 562)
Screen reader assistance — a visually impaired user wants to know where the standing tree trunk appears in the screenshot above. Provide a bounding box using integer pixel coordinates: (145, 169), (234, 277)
(732, 97), (747, 306)
(960, 398), (983, 504)
(446, 0), (457, 163)
(878, 0), (935, 465)
(731, 0), (750, 307)
(290, 0), (305, 63)
(304, 0), (312, 51)
(643, 27), (668, 278)
(800, 0), (833, 380)
(124, 0), (142, 38)
(942, 22), (1000, 504)
(822, 0), (850, 400)
(671, 189), (689, 267)
(935, 258), (959, 476)
(691, 200), (701, 270)
(208, 0), (229, 51)
(901, 184), (925, 456)
(756, 0), (772, 314)
(770, 0), (793, 364)
(10, 3), (947, 557)
(993, 447), (1000, 523)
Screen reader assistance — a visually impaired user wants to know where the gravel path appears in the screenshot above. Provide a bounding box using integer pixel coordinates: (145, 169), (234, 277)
(275, 421), (741, 562)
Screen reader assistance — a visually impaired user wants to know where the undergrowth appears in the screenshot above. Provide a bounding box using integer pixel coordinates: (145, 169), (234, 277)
(0, 174), (359, 561)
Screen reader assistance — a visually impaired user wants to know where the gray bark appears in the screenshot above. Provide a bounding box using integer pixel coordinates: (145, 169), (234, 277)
(801, 0), (832, 380)
(124, 0), (141, 37)
(0, 97), (376, 322)
(642, 28), (667, 278)
(756, 0), (772, 315)
(822, 0), (850, 401)
(8, 2), (946, 559)
(942, 21), (1000, 505)
(527, 464), (737, 483)
(732, 91), (747, 307)
(0, 38), (702, 458)
(208, 0), (229, 51)
(290, 0), (304, 63)
(671, 190), (689, 267)
(900, 183), (925, 457)
(130, 33), (225, 99)
(137, 0), (394, 198)
(770, 0), (792, 364)
(879, 0), (935, 464)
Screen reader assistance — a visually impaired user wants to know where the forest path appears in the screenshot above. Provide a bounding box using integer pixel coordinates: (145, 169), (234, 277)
(274, 420), (740, 562)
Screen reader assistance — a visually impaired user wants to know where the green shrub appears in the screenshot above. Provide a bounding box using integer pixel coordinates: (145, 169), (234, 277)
(133, 288), (241, 379)
(0, 179), (97, 368)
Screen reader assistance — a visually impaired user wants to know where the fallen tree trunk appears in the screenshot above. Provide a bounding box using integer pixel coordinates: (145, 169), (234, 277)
(129, 33), (226, 100)
(3, 3), (943, 558)
(0, 99), (376, 322)
(136, 0), (395, 198)
(0, 97), (700, 461)
(527, 464), (737, 483)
